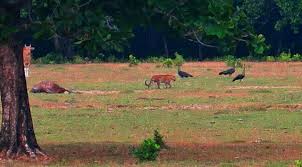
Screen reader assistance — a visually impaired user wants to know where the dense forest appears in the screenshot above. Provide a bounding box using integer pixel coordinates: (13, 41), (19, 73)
(3, 0), (302, 62)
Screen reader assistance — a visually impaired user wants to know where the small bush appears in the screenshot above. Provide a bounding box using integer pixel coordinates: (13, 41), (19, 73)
(295, 160), (302, 167)
(162, 58), (174, 68)
(146, 56), (165, 63)
(173, 52), (185, 67)
(129, 54), (140, 67)
(132, 129), (167, 162)
(132, 138), (161, 161)
(266, 56), (275, 62)
(35, 52), (65, 64)
(224, 55), (236, 67)
(92, 57), (103, 63)
(278, 52), (291, 62)
(292, 53), (302, 61)
(153, 129), (168, 149)
(224, 55), (242, 67)
(72, 55), (86, 64)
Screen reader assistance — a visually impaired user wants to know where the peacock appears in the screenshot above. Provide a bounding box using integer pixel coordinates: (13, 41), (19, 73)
(219, 67), (235, 76)
(232, 64), (245, 82)
(177, 66), (193, 78)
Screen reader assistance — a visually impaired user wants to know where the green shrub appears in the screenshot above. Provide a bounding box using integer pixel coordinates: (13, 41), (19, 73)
(132, 129), (167, 162)
(292, 53), (302, 61)
(162, 58), (174, 68)
(266, 56), (275, 62)
(278, 52), (291, 62)
(72, 55), (86, 64)
(132, 138), (161, 161)
(146, 56), (165, 63)
(153, 129), (168, 149)
(173, 52), (185, 67)
(224, 55), (236, 67)
(35, 52), (65, 64)
(224, 55), (242, 67)
(235, 58), (243, 68)
(295, 160), (302, 167)
(129, 54), (140, 67)
(92, 57), (103, 63)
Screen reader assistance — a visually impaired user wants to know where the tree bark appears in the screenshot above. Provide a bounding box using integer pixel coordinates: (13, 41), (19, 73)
(0, 41), (45, 158)
(163, 36), (169, 57)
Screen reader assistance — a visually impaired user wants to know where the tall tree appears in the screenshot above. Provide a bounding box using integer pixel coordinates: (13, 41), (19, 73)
(0, 0), (46, 158)
(146, 0), (269, 57)
(0, 0), (148, 158)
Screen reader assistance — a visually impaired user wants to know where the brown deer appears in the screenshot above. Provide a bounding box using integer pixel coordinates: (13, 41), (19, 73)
(23, 44), (35, 77)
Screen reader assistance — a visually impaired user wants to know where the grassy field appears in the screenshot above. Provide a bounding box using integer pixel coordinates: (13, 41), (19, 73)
(2, 62), (302, 166)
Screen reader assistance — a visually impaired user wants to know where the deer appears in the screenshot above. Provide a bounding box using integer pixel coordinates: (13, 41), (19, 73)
(23, 44), (35, 77)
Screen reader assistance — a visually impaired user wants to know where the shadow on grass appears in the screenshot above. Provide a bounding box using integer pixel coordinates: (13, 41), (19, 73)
(38, 142), (302, 166)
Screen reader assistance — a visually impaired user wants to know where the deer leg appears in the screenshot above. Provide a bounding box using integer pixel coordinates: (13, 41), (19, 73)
(24, 67), (28, 77)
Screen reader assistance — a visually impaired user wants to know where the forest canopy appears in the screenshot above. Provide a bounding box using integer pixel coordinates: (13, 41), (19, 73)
(1, 0), (302, 61)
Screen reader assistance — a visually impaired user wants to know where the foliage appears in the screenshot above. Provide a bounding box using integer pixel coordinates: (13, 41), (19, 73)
(276, 52), (302, 62)
(162, 58), (174, 68)
(146, 56), (165, 63)
(146, 0), (264, 56)
(35, 52), (65, 64)
(132, 129), (167, 162)
(3, 0), (302, 63)
(132, 138), (161, 161)
(265, 56), (275, 62)
(72, 55), (86, 64)
(291, 53), (302, 61)
(128, 54), (140, 67)
(153, 129), (168, 149)
(249, 34), (270, 58)
(275, 0), (302, 33)
(173, 52), (185, 67)
(277, 52), (291, 62)
(224, 55), (242, 67)
(295, 160), (302, 167)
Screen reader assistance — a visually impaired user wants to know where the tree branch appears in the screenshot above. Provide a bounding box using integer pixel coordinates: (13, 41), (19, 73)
(192, 31), (219, 48)
(153, 2), (218, 49)
(78, 0), (92, 8)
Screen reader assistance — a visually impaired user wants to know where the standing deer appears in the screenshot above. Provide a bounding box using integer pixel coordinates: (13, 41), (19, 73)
(23, 44), (35, 77)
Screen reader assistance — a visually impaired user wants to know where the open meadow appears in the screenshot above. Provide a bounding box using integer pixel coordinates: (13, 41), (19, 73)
(3, 62), (302, 166)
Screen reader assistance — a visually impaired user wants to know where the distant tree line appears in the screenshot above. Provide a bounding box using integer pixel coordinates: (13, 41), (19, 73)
(14, 0), (302, 62)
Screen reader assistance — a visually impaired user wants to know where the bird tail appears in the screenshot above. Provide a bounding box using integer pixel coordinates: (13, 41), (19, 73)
(219, 72), (223, 75)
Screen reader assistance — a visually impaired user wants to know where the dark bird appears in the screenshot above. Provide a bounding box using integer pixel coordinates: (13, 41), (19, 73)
(232, 64), (245, 82)
(178, 66), (193, 78)
(219, 67), (235, 76)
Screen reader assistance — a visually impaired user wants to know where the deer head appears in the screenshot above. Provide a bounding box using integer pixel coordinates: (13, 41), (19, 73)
(24, 44), (35, 50)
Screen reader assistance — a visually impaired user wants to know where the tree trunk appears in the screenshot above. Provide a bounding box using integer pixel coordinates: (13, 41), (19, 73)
(53, 36), (74, 60)
(163, 36), (169, 57)
(0, 41), (45, 158)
